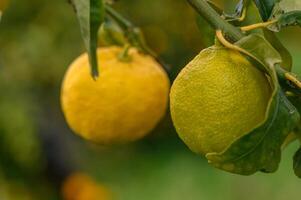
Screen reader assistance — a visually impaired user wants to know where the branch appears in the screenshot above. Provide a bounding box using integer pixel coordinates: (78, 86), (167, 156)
(105, 5), (133, 30)
(187, 0), (244, 42)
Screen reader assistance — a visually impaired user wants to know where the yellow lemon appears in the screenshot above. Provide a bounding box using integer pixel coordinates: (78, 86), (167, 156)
(61, 46), (169, 144)
(170, 46), (272, 155)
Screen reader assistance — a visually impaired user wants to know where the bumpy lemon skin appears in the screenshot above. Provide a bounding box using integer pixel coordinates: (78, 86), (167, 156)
(61, 46), (170, 144)
(170, 46), (272, 155)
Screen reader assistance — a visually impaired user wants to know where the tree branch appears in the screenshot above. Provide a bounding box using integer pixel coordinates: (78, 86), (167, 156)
(187, 0), (244, 41)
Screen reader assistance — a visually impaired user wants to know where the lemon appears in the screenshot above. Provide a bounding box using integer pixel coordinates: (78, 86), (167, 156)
(170, 46), (272, 155)
(61, 46), (169, 144)
(62, 173), (112, 200)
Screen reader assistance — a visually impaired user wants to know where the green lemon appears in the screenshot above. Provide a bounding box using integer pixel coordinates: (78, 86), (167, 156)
(170, 46), (272, 155)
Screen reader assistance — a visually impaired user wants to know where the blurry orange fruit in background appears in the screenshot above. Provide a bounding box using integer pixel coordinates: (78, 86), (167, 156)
(62, 173), (112, 200)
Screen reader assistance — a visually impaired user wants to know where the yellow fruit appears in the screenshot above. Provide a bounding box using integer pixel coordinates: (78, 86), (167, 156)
(170, 46), (272, 155)
(61, 46), (169, 144)
(62, 173), (112, 200)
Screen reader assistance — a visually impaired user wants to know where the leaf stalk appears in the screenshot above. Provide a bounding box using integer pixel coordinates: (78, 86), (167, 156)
(240, 20), (278, 32)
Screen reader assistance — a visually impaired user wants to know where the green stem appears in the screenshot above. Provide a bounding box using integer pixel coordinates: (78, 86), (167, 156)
(187, 0), (244, 41)
(105, 5), (170, 72)
(118, 44), (132, 62)
(105, 5), (133, 30)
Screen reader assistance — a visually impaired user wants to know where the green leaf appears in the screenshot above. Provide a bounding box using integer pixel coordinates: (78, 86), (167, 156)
(206, 34), (300, 175)
(293, 146), (301, 178)
(253, 0), (279, 21)
(263, 30), (293, 71)
(268, 0), (301, 31)
(270, 11), (301, 31)
(277, 0), (301, 12)
(287, 95), (301, 138)
(70, 0), (105, 78)
(287, 95), (301, 113)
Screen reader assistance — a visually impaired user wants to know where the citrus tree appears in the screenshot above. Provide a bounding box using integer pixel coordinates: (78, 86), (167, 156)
(64, 0), (301, 178)
(1, 0), (300, 184)
(1, 0), (301, 199)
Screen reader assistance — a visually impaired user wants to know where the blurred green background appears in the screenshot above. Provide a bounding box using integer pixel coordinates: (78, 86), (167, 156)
(0, 0), (301, 199)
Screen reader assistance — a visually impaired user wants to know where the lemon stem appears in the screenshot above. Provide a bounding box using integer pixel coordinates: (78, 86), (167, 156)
(285, 73), (301, 89)
(105, 5), (170, 73)
(118, 44), (132, 62)
(240, 20), (278, 32)
(215, 30), (260, 62)
(275, 64), (301, 94)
